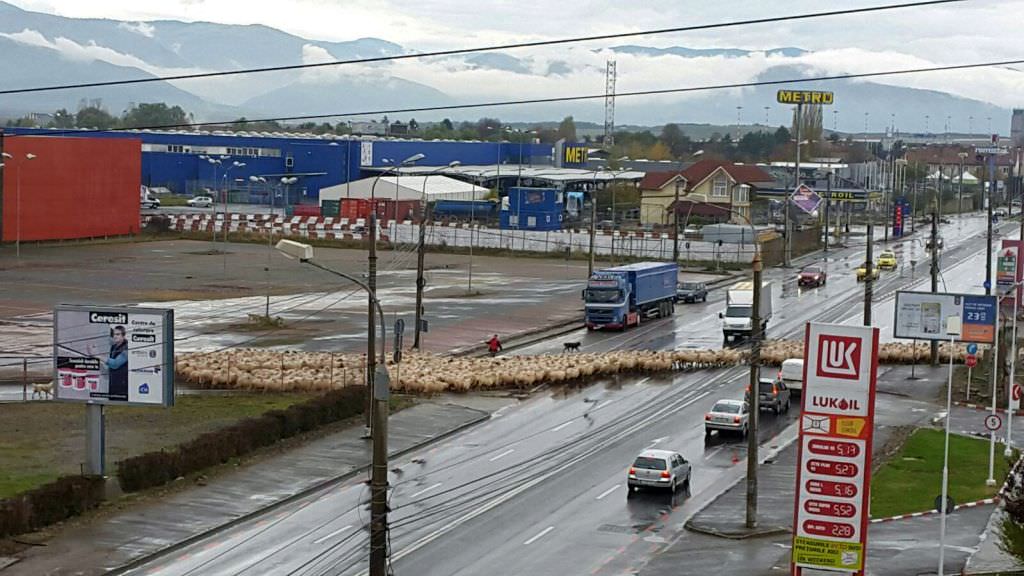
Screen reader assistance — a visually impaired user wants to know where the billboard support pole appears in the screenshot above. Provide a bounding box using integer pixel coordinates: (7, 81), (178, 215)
(988, 310), (1001, 486)
(85, 404), (104, 476)
(938, 325), (960, 576)
(931, 211), (940, 365)
(1006, 296), (1017, 457)
(863, 223), (873, 326)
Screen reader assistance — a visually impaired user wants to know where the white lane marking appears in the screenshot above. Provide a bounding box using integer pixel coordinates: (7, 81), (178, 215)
(409, 482), (442, 499)
(646, 436), (668, 448)
(523, 526), (554, 545)
(489, 448), (515, 462)
(312, 525), (352, 544)
(551, 420), (575, 432)
(636, 377), (652, 387)
(595, 484), (621, 500)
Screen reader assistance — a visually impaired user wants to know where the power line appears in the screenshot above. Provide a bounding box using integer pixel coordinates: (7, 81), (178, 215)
(0, 1), (960, 97)
(7, 57), (1019, 139)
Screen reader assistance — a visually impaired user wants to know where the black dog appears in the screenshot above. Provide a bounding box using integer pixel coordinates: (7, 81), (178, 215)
(563, 341), (581, 352)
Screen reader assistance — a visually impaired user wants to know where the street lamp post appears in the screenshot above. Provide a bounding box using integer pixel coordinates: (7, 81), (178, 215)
(273, 239), (389, 576)
(222, 161), (246, 249)
(958, 152), (968, 216)
(2, 152), (37, 259)
(250, 175), (273, 318)
(414, 161), (461, 350)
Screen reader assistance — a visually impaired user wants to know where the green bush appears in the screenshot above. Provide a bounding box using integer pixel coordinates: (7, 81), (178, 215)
(117, 386), (365, 493)
(0, 475), (104, 538)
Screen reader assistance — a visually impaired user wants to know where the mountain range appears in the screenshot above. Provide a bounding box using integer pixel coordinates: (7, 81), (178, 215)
(0, 1), (1010, 134)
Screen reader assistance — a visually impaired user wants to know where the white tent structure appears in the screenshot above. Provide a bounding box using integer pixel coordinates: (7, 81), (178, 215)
(319, 175), (490, 203)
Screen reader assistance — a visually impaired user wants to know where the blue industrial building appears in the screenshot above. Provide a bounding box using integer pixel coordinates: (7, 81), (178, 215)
(3, 127), (554, 205)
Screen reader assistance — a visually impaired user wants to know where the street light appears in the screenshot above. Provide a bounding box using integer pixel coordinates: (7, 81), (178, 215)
(274, 238), (391, 576)
(414, 160), (461, 350)
(3, 151), (37, 259)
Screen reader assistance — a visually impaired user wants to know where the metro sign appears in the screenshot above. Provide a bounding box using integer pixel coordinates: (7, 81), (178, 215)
(793, 323), (879, 575)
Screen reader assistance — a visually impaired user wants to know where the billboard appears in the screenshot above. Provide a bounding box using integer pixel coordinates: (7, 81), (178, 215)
(1001, 239), (1024, 307)
(894, 291), (997, 343)
(792, 323), (879, 574)
(791, 184), (822, 215)
(53, 305), (174, 406)
(777, 90), (835, 105)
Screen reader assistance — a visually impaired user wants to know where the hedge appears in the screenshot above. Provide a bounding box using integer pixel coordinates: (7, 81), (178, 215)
(0, 475), (105, 538)
(116, 386), (366, 493)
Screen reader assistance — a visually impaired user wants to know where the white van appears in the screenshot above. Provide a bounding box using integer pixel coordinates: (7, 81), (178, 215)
(780, 358), (804, 394)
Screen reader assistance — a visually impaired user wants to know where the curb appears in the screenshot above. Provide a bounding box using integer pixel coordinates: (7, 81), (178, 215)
(450, 318), (582, 358)
(683, 522), (790, 540)
(868, 498), (1000, 524)
(105, 405), (491, 576)
(954, 401), (1024, 416)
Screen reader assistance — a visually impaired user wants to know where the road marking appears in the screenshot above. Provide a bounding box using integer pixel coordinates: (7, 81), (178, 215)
(312, 524), (352, 544)
(551, 420), (575, 432)
(489, 448), (515, 461)
(409, 482), (443, 499)
(524, 526), (554, 545)
(596, 484), (621, 500)
(636, 377), (652, 387)
(646, 436), (668, 448)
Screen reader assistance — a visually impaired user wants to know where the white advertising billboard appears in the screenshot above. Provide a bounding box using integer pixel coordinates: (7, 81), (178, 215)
(894, 291), (996, 344)
(792, 323), (879, 574)
(53, 305), (174, 406)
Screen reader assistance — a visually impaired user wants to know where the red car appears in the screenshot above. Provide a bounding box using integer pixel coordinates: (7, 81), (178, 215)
(797, 266), (827, 287)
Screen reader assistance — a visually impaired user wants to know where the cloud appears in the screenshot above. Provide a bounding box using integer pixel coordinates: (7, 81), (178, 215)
(117, 21), (155, 38)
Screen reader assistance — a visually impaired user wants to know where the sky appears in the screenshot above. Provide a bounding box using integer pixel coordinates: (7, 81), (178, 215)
(4, 0), (1024, 128)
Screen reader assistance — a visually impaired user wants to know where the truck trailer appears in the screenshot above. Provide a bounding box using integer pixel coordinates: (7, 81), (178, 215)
(584, 262), (678, 330)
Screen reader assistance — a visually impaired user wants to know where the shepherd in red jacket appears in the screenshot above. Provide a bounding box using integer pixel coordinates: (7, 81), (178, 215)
(487, 334), (503, 356)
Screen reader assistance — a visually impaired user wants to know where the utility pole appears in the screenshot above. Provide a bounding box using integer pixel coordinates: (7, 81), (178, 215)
(958, 152), (967, 216)
(745, 252), (763, 528)
(588, 192), (597, 278)
(864, 223), (874, 326)
(413, 203), (429, 349)
(931, 210), (940, 365)
(672, 177), (681, 263)
(824, 169), (831, 253)
(365, 213), (377, 436)
(367, 210), (389, 576)
(987, 156), (995, 296)
(786, 103), (802, 267)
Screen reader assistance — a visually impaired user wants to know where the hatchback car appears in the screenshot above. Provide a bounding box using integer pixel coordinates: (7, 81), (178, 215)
(856, 262), (880, 282)
(877, 250), (898, 271)
(187, 195), (214, 208)
(746, 378), (791, 414)
(627, 449), (691, 495)
(676, 281), (708, 303)
(797, 266), (826, 287)
(704, 399), (749, 437)
(925, 236), (944, 251)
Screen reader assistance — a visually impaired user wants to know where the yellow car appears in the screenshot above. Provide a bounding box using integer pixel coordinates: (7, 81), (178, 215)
(856, 262), (880, 282)
(877, 250), (898, 271)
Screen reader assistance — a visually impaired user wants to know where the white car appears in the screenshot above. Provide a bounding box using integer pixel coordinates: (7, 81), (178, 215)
(704, 399), (750, 437)
(141, 197), (161, 209)
(627, 449), (691, 495)
(780, 358), (804, 395)
(187, 196), (214, 208)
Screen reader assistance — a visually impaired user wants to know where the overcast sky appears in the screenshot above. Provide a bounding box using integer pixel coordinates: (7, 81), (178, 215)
(5, 0), (1024, 127)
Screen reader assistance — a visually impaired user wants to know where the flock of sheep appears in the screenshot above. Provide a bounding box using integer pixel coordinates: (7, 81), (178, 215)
(175, 339), (971, 394)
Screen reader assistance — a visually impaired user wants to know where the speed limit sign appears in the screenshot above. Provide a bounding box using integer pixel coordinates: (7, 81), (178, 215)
(985, 414), (1003, 432)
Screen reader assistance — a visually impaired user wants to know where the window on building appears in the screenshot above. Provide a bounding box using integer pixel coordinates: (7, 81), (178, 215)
(712, 175), (729, 198)
(733, 185), (749, 204)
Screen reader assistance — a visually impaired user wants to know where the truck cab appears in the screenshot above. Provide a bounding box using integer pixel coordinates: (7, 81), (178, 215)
(584, 274), (632, 329)
(584, 262), (678, 330)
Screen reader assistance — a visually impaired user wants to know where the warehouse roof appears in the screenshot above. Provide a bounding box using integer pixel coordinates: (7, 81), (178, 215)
(319, 175), (490, 202)
(377, 164), (646, 183)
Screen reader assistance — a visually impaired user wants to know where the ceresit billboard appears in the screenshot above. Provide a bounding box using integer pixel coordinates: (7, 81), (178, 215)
(792, 323), (879, 574)
(53, 305), (174, 406)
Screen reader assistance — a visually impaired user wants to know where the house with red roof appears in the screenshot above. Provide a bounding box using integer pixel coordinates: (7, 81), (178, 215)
(639, 159), (774, 226)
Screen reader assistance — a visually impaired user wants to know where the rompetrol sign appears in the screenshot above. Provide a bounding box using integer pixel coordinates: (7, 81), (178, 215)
(777, 90), (834, 105)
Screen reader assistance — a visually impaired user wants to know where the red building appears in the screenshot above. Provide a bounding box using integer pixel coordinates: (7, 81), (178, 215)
(1, 134), (141, 242)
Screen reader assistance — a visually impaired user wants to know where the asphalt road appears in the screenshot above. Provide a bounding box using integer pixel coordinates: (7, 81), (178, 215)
(122, 214), (1009, 576)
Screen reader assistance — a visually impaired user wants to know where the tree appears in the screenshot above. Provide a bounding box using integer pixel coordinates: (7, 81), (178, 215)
(647, 141), (672, 161)
(75, 106), (118, 129)
(408, 118), (419, 132)
(773, 126), (792, 146)
(557, 116), (577, 141)
(441, 118), (454, 131)
(792, 104), (824, 157)
(476, 117), (502, 140)
(50, 108), (75, 129)
(660, 123), (692, 158)
(122, 102), (188, 129)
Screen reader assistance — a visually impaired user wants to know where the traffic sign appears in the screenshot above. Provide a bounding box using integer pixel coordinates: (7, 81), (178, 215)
(966, 355), (977, 368)
(792, 323), (879, 573)
(1013, 384), (1022, 410)
(967, 343), (979, 355)
(985, 280), (992, 290)
(985, 413), (1003, 431)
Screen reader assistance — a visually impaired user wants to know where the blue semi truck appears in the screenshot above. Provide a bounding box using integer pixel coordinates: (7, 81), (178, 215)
(583, 262), (679, 330)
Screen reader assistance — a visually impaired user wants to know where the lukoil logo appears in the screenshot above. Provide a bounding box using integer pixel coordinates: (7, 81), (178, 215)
(816, 335), (861, 379)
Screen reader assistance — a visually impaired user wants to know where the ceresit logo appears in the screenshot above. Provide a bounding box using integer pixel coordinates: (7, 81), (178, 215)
(816, 335), (861, 380)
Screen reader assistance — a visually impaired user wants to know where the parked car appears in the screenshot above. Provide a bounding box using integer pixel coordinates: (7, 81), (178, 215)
(746, 378), (792, 414)
(925, 236), (945, 251)
(141, 197), (161, 209)
(877, 250), (898, 271)
(676, 281), (708, 303)
(797, 266), (826, 287)
(187, 195), (214, 208)
(856, 261), (880, 282)
(704, 399), (749, 437)
(627, 449), (692, 495)
(780, 358), (805, 395)
(995, 207), (1009, 217)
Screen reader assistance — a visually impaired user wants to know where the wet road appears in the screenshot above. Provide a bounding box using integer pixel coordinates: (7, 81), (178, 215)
(121, 214), (1007, 576)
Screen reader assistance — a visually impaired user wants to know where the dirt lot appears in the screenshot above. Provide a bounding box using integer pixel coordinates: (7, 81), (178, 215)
(0, 392), (315, 498)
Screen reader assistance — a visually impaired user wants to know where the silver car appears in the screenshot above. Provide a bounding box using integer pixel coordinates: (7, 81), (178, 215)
(704, 399), (750, 437)
(627, 449), (691, 495)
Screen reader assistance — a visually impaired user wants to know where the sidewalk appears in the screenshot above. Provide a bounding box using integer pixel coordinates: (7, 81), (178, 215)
(0, 402), (490, 576)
